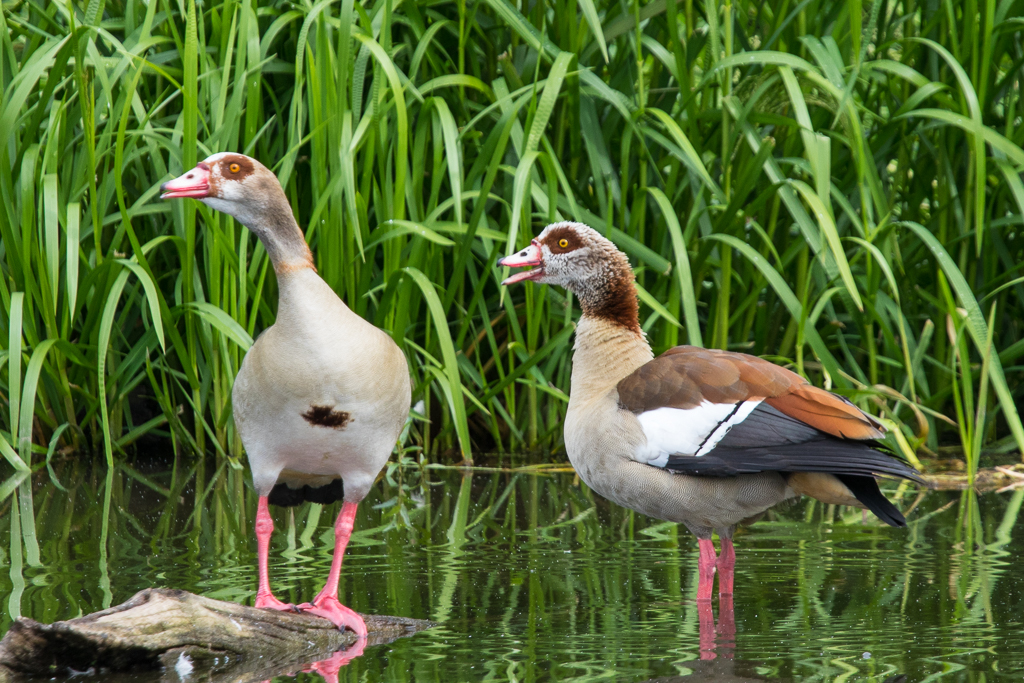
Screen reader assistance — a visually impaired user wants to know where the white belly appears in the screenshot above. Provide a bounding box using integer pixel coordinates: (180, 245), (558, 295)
(231, 281), (412, 502)
(238, 399), (396, 497)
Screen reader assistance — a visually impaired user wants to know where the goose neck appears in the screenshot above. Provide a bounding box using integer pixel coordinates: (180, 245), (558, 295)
(569, 315), (654, 403)
(237, 193), (314, 275)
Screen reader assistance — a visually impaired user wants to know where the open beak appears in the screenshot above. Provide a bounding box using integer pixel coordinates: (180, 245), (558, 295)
(160, 163), (211, 199)
(497, 241), (544, 285)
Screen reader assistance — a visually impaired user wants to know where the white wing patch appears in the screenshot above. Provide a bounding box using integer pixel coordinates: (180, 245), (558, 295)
(634, 400), (762, 467)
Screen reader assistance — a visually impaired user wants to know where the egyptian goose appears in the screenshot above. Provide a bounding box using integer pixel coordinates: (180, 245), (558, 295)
(498, 222), (921, 600)
(161, 153), (411, 635)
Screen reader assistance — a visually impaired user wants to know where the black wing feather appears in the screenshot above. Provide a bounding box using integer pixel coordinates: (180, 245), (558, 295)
(662, 403), (922, 483)
(710, 402), (837, 448)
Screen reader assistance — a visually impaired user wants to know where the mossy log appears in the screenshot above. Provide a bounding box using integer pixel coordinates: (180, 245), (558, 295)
(0, 588), (431, 682)
(920, 463), (1024, 491)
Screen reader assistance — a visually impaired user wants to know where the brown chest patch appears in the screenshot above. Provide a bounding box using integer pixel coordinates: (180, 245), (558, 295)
(302, 405), (351, 429)
(591, 272), (641, 335)
(577, 268), (641, 336)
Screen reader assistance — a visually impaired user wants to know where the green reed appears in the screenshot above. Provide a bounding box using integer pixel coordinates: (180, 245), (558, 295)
(1, 0), (1023, 470)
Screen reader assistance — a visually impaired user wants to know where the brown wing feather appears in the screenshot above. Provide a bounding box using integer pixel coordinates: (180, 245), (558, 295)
(618, 346), (802, 410)
(617, 345), (885, 441)
(765, 386), (885, 440)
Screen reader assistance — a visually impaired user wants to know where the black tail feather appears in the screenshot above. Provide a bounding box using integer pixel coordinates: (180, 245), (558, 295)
(836, 474), (906, 527)
(268, 478), (344, 507)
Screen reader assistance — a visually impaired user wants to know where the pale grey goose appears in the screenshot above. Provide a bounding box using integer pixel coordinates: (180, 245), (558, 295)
(162, 153), (411, 635)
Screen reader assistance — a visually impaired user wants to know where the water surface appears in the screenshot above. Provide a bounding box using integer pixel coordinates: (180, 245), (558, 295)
(1, 459), (1021, 681)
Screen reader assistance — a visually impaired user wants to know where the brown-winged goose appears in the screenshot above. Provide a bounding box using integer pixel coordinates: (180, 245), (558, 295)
(498, 221), (921, 600)
(161, 153), (411, 635)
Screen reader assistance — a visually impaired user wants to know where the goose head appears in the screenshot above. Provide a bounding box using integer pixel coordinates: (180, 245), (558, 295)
(161, 153), (312, 272)
(498, 221), (639, 332)
(161, 153), (290, 230)
(498, 222), (632, 292)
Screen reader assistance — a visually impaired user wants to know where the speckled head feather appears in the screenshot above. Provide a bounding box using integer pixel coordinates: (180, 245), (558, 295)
(505, 222), (640, 335)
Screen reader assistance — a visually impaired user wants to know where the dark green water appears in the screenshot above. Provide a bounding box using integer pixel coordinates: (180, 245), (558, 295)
(1, 459), (1022, 682)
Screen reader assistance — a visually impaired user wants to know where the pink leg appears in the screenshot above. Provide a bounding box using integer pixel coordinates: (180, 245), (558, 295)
(696, 538), (718, 601)
(255, 496), (295, 611)
(298, 502), (367, 636)
(717, 537), (735, 596)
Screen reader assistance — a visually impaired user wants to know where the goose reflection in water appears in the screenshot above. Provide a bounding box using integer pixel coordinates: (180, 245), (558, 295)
(252, 639), (366, 683)
(643, 648), (908, 683)
(690, 596), (908, 682)
(278, 639), (365, 683)
(698, 594), (735, 662)
(644, 667), (906, 682)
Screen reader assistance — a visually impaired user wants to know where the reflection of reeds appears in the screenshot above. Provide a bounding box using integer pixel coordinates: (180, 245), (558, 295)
(2, 0), (1023, 472)
(2, 465), (1021, 679)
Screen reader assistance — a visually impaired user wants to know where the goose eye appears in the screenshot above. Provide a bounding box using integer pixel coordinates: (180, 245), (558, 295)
(229, 163), (240, 174)
(558, 238), (569, 248)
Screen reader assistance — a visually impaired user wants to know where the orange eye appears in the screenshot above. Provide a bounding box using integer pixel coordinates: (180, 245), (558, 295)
(558, 238), (569, 248)
(229, 163), (240, 173)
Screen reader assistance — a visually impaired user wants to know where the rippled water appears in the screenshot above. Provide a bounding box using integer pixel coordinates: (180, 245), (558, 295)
(1, 459), (1022, 681)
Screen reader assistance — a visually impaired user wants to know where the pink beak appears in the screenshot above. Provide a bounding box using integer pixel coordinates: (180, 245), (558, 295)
(498, 240), (544, 285)
(161, 163), (212, 199)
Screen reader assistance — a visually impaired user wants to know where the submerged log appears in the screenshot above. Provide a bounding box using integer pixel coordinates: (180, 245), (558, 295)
(0, 588), (431, 682)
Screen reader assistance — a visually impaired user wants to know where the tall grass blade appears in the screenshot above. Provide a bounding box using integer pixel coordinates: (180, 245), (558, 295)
(902, 222), (1024, 456)
(6, 293), (23, 451)
(403, 268), (471, 460)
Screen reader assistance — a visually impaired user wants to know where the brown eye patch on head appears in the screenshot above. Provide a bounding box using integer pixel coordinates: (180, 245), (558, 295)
(220, 155), (255, 180)
(544, 227), (582, 253)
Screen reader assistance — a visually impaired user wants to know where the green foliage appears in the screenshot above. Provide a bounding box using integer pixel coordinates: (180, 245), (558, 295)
(2, 0), (1023, 467)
